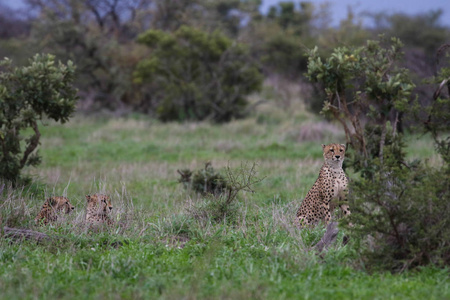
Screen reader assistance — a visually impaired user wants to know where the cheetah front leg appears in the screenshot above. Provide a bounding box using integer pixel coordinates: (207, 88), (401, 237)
(339, 203), (351, 216)
(320, 201), (332, 225)
(338, 187), (351, 217)
(337, 188), (353, 226)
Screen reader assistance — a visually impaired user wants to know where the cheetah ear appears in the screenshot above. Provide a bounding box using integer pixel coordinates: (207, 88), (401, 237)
(85, 195), (91, 201)
(340, 144), (346, 150)
(321, 144), (326, 149)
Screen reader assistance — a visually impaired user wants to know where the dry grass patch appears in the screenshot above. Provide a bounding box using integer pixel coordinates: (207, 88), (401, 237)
(285, 121), (345, 142)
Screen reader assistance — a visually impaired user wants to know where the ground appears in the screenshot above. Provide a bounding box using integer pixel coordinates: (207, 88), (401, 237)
(0, 97), (447, 299)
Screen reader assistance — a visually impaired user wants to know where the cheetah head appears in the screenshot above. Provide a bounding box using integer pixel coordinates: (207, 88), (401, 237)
(49, 196), (75, 214)
(322, 143), (346, 167)
(86, 194), (113, 213)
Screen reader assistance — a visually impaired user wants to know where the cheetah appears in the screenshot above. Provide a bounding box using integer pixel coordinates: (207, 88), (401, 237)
(296, 143), (351, 227)
(35, 196), (75, 225)
(85, 194), (113, 225)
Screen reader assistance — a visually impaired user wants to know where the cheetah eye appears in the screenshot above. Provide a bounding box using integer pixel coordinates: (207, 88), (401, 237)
(330, 149), (334, 153)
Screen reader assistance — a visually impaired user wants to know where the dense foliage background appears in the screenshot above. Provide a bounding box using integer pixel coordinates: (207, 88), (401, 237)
(1, 0), (448, 118)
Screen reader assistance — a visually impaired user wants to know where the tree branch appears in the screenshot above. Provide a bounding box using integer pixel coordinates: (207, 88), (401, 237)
(19, 120), (40, 169)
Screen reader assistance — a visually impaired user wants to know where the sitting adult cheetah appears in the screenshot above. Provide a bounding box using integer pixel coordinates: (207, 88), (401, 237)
(85, 194), (113, 225)
(35, 196), (75, 225)
(296, 143), (351, 227)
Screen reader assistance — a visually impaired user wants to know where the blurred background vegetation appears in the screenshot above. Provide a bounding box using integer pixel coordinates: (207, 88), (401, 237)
(1, 0), (448, 120)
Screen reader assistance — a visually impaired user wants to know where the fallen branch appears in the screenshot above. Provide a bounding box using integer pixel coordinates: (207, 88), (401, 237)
(314, 222), (339, 253)
(3, 226), (52, 242)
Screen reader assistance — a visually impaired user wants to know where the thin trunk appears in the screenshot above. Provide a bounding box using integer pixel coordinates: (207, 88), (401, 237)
(379, 117), (387, 165)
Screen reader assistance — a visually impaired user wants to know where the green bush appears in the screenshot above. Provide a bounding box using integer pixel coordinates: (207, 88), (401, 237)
(0, 54), (78, 183)
(346, 155), (450, 272)
(134, 26), (263, 122)
(307, 36), (450, 271)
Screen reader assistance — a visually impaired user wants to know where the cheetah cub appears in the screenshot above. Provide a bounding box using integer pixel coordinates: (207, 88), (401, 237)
(296, 143), (351, 227)
(35, 196), (75, 225)
(85, 194), (113, 225)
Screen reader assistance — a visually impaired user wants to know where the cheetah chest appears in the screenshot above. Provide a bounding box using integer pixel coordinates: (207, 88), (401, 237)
(329, 169), (347, 199)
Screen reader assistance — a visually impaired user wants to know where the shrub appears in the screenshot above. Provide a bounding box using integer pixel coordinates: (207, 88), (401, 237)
(134, 26), (263, 122)
(307, 36), (450, 271)
(0, 54), (78, 183)
(0, 183), (34, 228)
(178, 162), (229, 196)
(347, 159), (450, 272)
(179, 162), (263, 224)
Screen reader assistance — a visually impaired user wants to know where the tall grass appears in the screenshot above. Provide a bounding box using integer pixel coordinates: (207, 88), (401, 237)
(0, 94), (448, 299)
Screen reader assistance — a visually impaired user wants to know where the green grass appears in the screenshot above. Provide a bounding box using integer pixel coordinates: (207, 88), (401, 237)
(1, 236), (448, 299)
(1, 100), (448, 299)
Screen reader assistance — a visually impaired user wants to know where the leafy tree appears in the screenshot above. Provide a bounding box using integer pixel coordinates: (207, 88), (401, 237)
(307, 36), (450, 271)
(152, 0), (260, 37)
(23, 0), (261, 112)
(24, 0), (155, 110)
(267, 1), (314, 34)
(249, 1), (317, 78)
(425, 44), (450, 163)
(307, 36), (415, 166)
(367, 10), (450, 120)
(0, 54), (78, 183)
(134, 26), (262, 122)
(370, 10), (450, 56)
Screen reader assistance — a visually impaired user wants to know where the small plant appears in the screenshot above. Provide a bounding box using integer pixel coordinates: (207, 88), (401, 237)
(0, 54), (78, 184)
(180, 162), (263, 224)
(0, 183), (34, 228)
(178, 162), (229, 196)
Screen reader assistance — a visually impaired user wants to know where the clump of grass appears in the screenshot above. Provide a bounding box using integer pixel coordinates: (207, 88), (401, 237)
(187, 193), (240, 225)
(0, 183), (36, 228)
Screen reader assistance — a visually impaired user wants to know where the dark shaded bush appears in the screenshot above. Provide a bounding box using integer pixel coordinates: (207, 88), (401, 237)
(178, 162), (229, 196)
(349, 159), (449, 271)
(342, 135), (450, 271)
(134, 26), (263, 122)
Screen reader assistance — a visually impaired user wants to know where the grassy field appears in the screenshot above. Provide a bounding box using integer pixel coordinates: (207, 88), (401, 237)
(0, 98), (448, 299)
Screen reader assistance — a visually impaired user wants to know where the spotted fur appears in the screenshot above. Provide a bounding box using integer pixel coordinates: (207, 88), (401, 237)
(85, 194), (113, 225)
(35, 196), (74, 225)
(296, 143), (351, 227)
